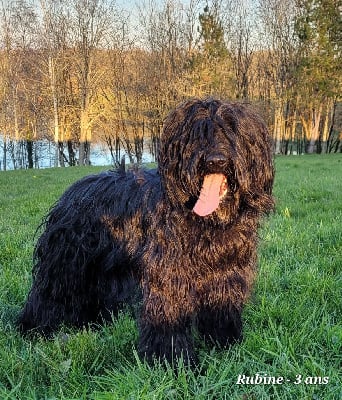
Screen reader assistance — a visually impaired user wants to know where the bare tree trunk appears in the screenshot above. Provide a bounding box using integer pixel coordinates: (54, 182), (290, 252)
(302, 105), (322, 154)
(273, 104), (284, 154)
(26, 140), (34, 168)
(66, 141), (76, 166)
(12, 87), (20, 169)
(79, 109), (91, 165)
(9, 140), (17, 170)
(48, 56), (62, 167)
(321, 100), (334, 154)
(3, 135), (7, 171)
(290, 107), (297, 154)
(327, 101), (338, 153)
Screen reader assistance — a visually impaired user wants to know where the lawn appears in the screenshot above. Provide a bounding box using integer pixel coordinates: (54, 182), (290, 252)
(0, 154), (341, 399)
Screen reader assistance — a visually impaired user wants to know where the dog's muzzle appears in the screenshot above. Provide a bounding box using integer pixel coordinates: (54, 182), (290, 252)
(192, 153), (229, 217)
(205, 153), (228, 172)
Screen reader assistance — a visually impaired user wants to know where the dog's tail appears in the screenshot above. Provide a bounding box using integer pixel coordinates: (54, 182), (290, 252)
(115, 155), (126, 172)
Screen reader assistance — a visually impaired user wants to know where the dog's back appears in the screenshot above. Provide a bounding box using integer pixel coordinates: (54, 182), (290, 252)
(18, 168), (161, 334)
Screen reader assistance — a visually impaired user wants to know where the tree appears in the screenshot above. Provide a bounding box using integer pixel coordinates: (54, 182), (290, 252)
(0, 0), (40, 169)
(256, 0), (301, 153)
(68, 0), (117, 165)
(195, 0), (232, 97)
(294, 0), (342, 153)
(40, 0), (72, 166)
(229, 0), (255, 100)
(138, 0), (198, 153)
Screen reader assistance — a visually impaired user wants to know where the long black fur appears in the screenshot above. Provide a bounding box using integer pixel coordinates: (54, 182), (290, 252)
(18, 98), (274, 367)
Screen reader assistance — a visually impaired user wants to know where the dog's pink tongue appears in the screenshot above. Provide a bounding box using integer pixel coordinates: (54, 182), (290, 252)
(193, 174), (225, 217)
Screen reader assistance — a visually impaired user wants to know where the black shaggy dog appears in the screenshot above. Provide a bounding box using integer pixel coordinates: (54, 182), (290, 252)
(18, 98), (274, 366)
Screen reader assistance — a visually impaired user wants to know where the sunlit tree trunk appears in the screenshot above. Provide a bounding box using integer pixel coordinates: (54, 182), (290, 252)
(321, 100), (334, 154)
(79, 109), (91, 166)
(273, 103), (285, 154)
(301, 105), (322, 154)
(48, 56), (62, 167)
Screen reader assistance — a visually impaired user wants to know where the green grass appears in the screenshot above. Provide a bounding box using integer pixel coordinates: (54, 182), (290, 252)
(0, 155), (341, 399)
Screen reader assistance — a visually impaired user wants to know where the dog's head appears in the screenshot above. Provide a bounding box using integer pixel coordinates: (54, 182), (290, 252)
(158, 98), (274, 223)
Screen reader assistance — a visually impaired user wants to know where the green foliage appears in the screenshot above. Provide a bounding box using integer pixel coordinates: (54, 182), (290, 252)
(295, 0), (342, 49)
(294, 0), (342, 98)
(198, 5), (227, 60)
(0, 156), (341, 399)
(188, 4), (232, 97)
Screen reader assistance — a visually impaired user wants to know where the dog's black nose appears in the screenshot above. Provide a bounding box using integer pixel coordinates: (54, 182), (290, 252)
(206, 154), (227, 169)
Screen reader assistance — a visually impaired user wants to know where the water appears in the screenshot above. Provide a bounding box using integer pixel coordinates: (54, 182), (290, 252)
(0, 136), (155, 171)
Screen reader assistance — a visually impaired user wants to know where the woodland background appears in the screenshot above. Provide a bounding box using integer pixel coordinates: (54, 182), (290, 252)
(0, 0), (341, 170)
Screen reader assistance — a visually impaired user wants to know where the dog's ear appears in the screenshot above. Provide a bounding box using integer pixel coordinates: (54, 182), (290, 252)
(227, 104), (274, 214)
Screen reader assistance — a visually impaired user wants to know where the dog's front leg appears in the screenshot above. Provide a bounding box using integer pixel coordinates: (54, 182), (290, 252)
(197, 304), (243, 347)
(138, 296), (198, 367)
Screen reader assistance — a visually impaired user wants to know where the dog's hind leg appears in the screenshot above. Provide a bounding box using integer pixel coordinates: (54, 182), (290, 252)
(18, 224), (104, 335)
(18, 261), (102, 335)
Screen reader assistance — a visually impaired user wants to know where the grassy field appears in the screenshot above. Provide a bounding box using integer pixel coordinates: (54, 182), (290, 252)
(0, 154), (341, 399)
